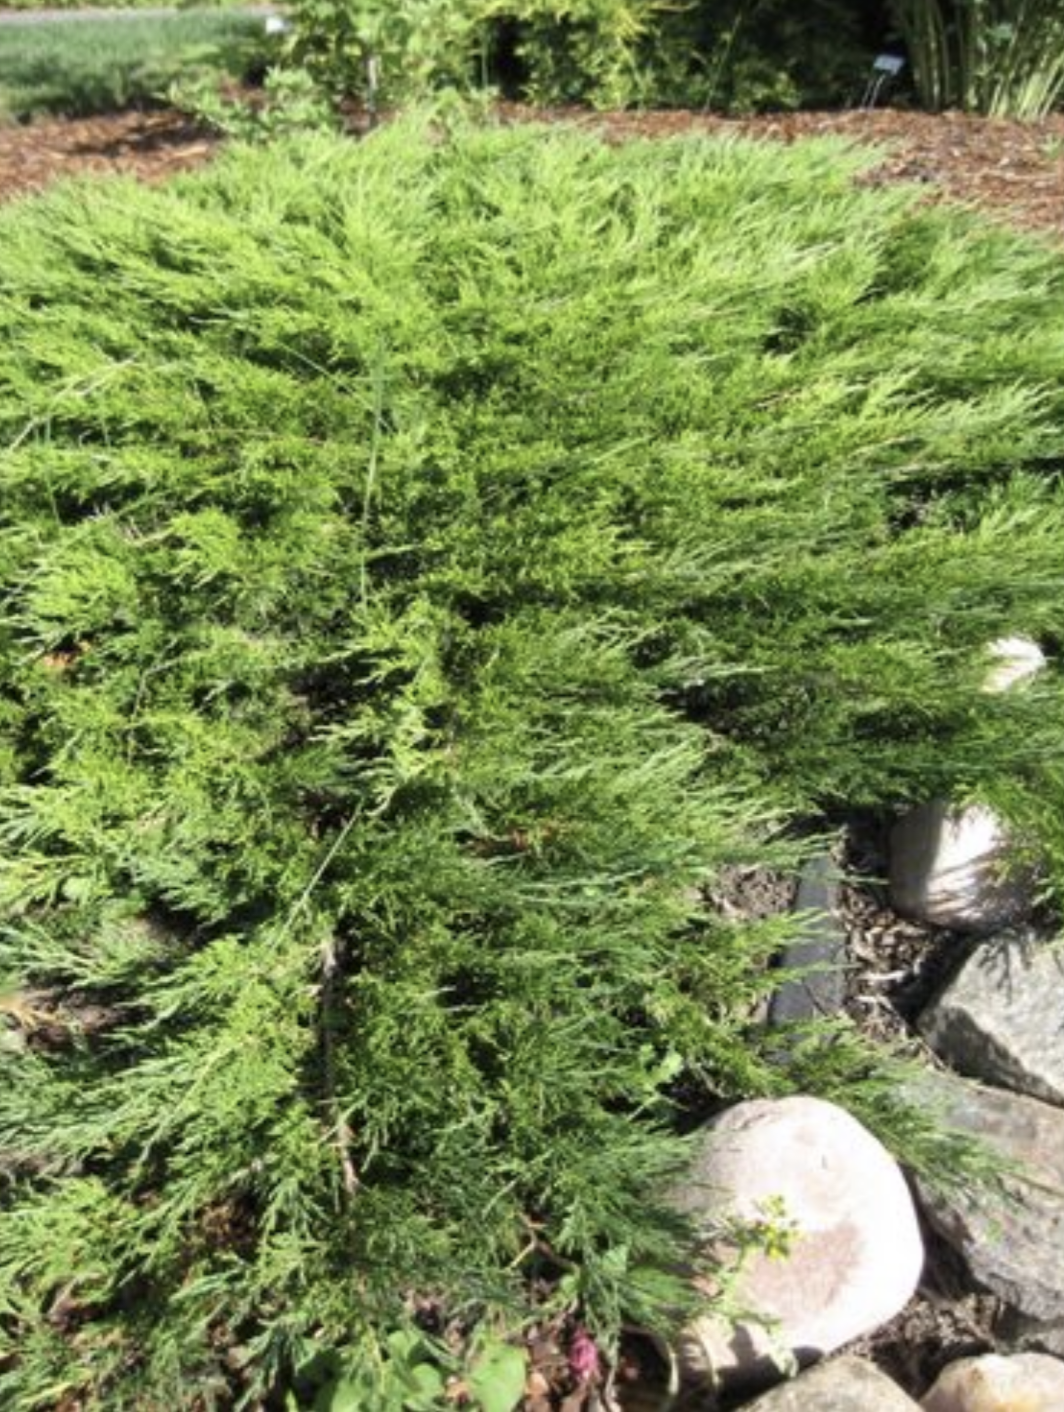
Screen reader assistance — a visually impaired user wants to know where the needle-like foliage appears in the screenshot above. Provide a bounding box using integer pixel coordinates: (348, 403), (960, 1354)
(0, 118), (1062, 1407)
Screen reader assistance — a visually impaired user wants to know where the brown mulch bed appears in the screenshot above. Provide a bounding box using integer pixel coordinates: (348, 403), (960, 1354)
(0, 108), (219, 202)
(1, 104), (1064, 247)
(498, 105), (1064, 245)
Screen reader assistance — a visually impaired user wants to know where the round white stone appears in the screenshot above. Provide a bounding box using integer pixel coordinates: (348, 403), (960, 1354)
(673, 1095), (924, 1389)
(982, 637), (1046, 695)
(921, 1351), (1064, 1411)
(888, 800), (1034, 933)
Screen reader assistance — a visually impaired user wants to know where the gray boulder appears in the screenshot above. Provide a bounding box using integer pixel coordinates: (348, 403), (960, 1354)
(913, 1074), (1064, 1324)
(919, 930), (1064, 1106)
(997, 1307), (1064, 1359)
(741, 1355), (920, 1410)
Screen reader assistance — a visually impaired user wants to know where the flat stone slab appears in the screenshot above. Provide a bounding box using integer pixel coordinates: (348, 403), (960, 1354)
(913, 1073), (1064, 1324)
(921, 1350), (1064, 1411)
(742, 1355), (920, 1410)
(673, 1096), (923, 1390)
(768, 854), (847, 1027)
(919, 929), (1064, 1106)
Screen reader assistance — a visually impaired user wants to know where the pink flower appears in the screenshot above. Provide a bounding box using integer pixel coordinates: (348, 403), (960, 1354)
(568, 1326), (601, 1385)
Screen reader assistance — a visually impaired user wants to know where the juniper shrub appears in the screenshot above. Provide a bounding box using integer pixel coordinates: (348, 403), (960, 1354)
(0, 118), (1062, 1406)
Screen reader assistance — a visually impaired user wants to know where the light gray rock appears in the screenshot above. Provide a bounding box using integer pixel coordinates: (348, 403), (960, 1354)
(982, 636), (1046, 695)
(673, 1096), (923, 1390)
(768, 854), (847, 1027)
(889, 801), (1035, 934)
(997, 1308), (1064, 1359)
(742, 1355), (920, 1410)
(919, 930), (1064, 1106)
(913, 1074), (1064, 1324)
(921, 1351), (1064, 1411)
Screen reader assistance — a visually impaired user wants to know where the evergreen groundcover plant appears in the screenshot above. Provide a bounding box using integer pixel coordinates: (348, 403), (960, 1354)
(1, 117), (1063, 1408)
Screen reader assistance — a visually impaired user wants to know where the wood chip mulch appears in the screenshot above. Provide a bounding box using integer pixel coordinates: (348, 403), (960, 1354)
(1, 104), (1063, 248)
(497, 105), (1064, 245)
(0, 108), (219, 203)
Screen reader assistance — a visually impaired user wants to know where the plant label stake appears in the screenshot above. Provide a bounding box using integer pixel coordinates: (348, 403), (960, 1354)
(861, 53), (905, 108)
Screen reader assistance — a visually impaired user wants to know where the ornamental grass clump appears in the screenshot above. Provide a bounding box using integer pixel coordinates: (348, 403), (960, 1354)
(0, 119), (1063, 1407)
(891, 0), (1064, 119)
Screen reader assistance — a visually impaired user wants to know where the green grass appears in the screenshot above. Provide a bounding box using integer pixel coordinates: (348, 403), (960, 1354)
(0, 117), (1061, 1407)
(0, 10), (271, 120)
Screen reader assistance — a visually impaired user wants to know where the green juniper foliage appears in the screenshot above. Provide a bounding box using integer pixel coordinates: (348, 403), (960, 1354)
(0, 119), (1063, 1407)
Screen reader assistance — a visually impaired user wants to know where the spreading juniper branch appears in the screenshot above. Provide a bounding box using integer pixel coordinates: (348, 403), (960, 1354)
(0, 118), (1061, 1409)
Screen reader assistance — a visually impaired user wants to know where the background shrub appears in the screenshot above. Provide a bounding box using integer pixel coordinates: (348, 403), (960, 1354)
(281, 0), (881, 112)
(890, 0), (1064, 118)
(0, 119), (1062, 1406)
(284, 0), (488, 109)
(626, 0), (876, 113)
(0, 10), (270, 122)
